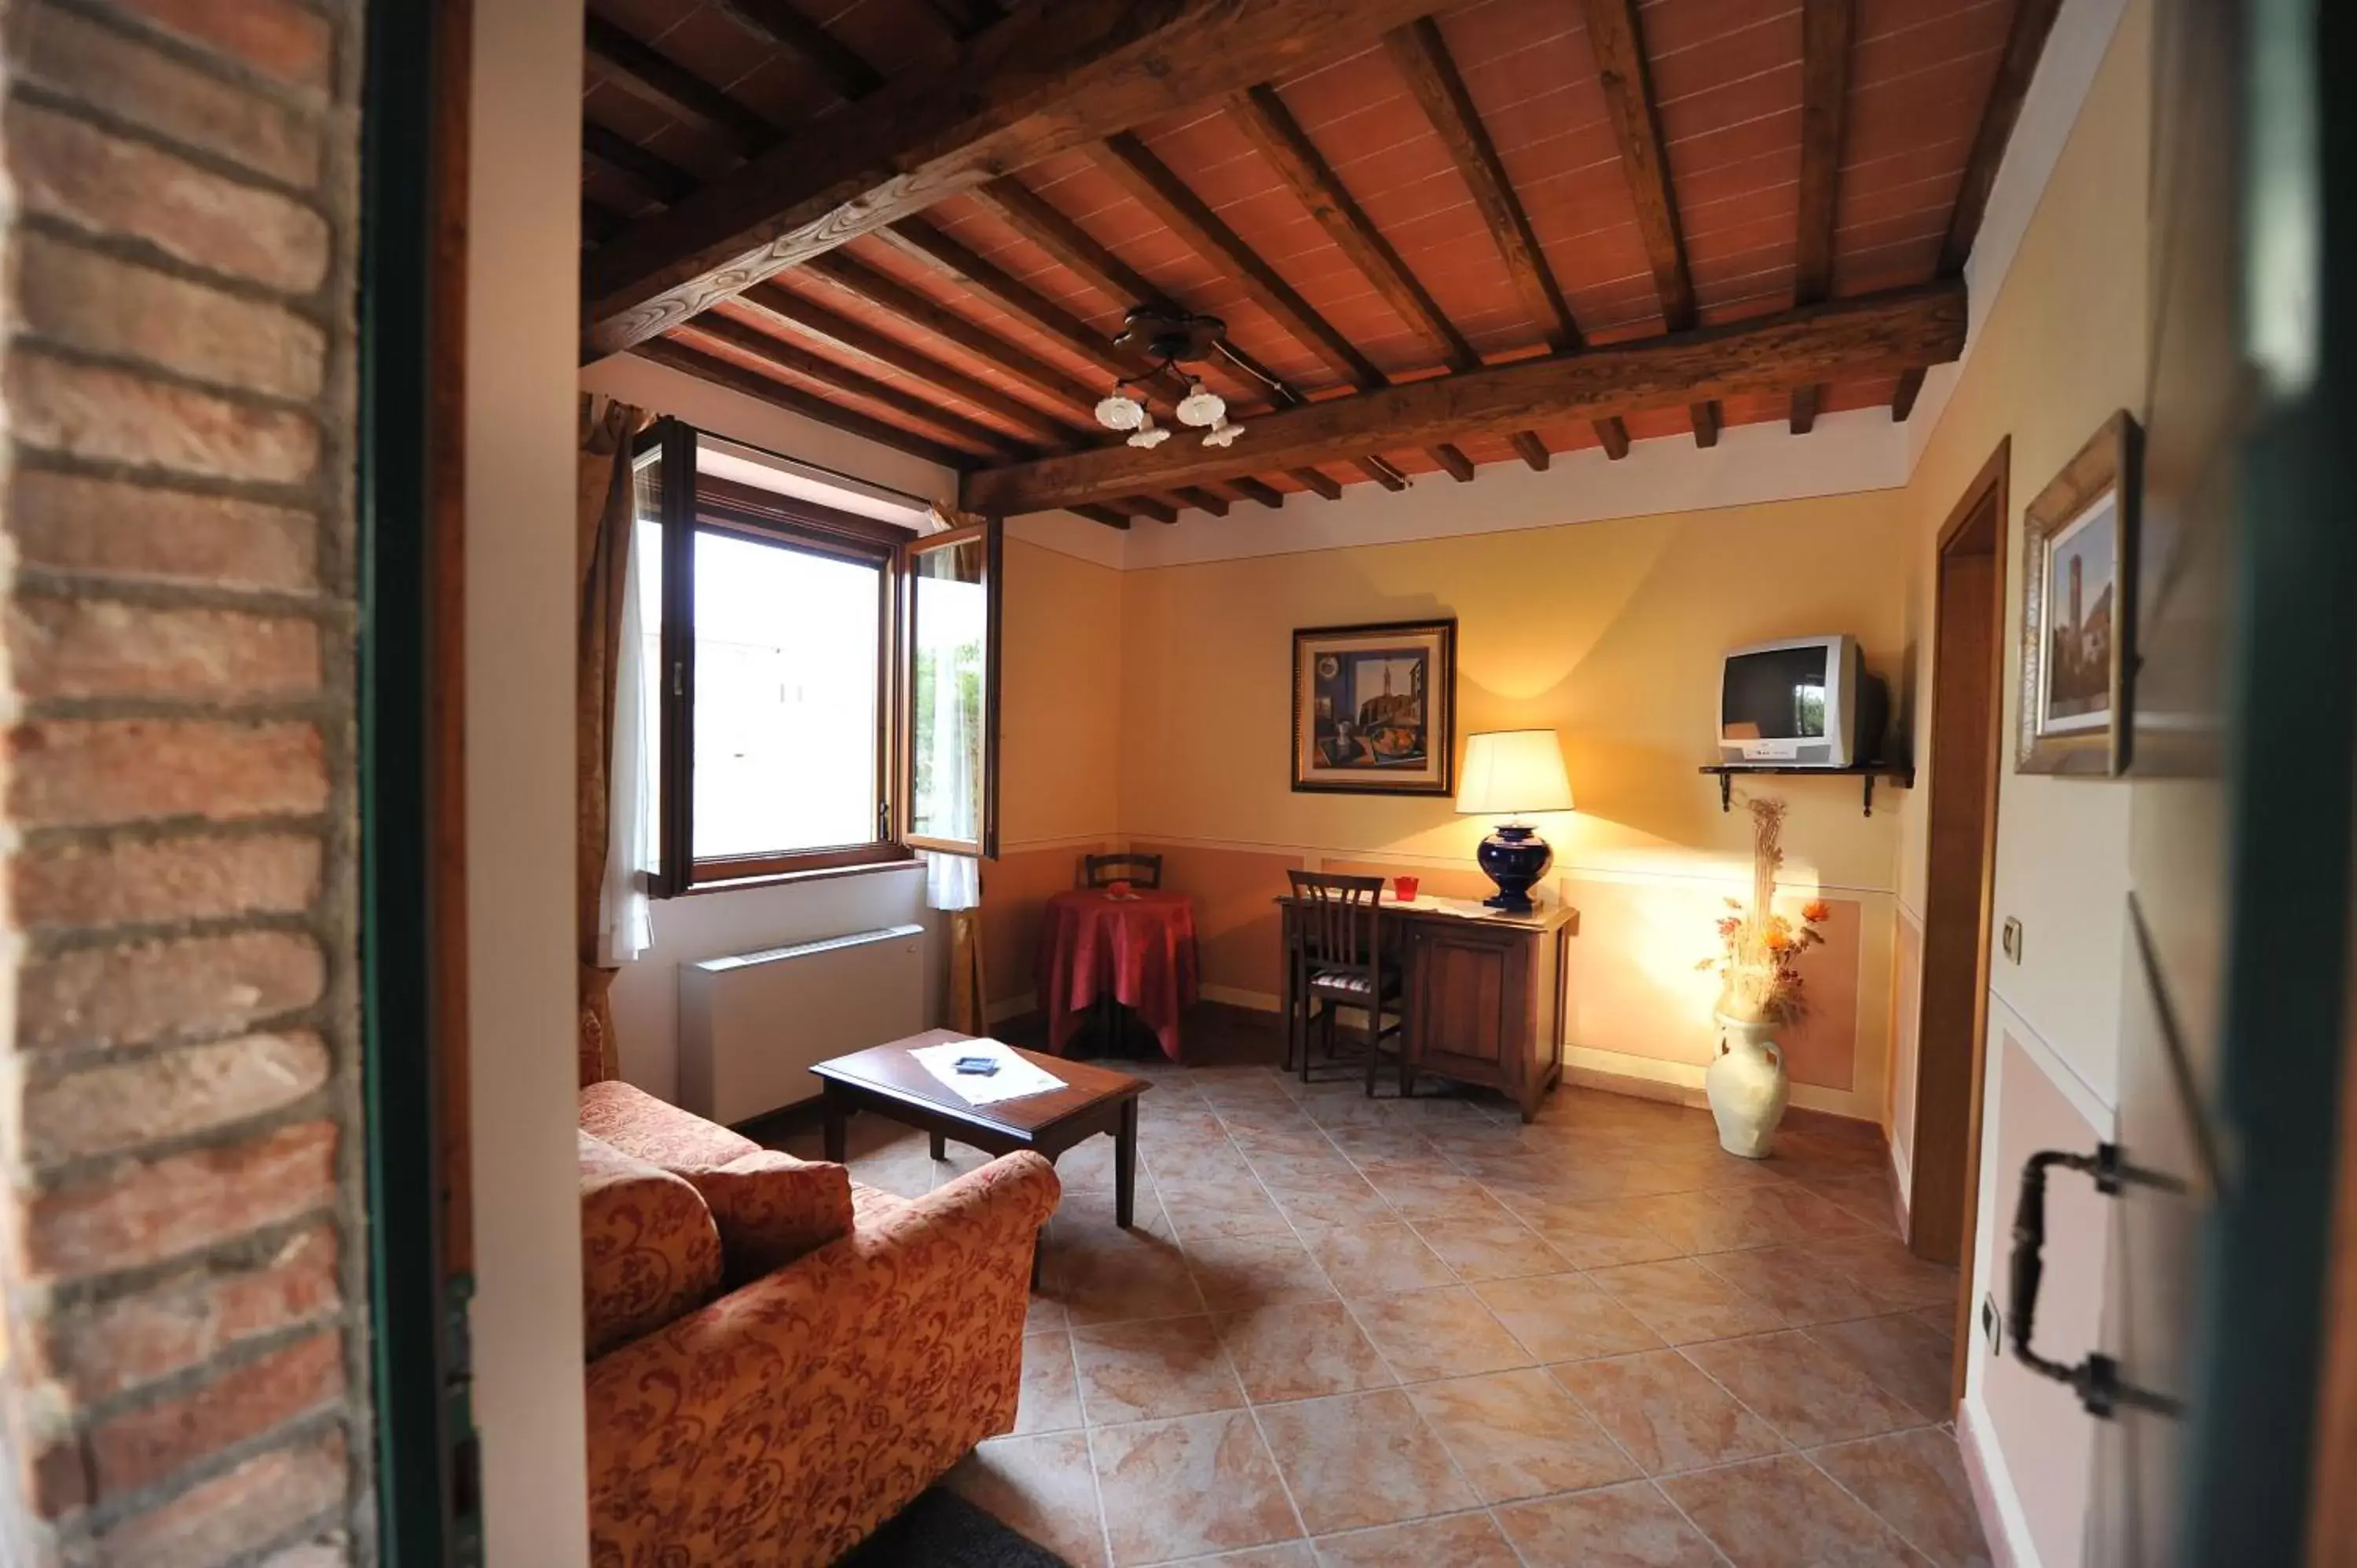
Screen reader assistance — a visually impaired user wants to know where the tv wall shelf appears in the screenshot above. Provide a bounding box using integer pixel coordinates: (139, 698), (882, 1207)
(1699, 763), (1916, 817)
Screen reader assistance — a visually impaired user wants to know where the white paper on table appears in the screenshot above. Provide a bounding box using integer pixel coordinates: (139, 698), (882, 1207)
(911, 1039), (1069, 1106)
(1399, 895), (1507, 920)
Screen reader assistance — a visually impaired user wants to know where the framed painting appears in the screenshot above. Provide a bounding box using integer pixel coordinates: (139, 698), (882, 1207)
(1291, 619), (1457, 795)
(2019, 410), (2143, 775)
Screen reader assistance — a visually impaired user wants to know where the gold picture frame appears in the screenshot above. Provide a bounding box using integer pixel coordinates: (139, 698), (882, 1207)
(1290, 619), (1457, 795)
(2018, 411), (2142, 775)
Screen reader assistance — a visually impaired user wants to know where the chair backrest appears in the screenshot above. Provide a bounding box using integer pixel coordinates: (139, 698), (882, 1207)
(1083, 852), (1164, 890)
(1286, 870), (1385, 970)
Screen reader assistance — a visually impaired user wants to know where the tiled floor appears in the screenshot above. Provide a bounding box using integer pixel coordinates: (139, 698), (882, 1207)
(787, 1035), (1990, 1568)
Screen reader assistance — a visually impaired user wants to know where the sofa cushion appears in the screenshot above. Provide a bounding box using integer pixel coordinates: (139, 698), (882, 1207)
(676, 1150), (856, 1281)
(577, 1131), (724, 1359)
(580, 1079), (760, 1167)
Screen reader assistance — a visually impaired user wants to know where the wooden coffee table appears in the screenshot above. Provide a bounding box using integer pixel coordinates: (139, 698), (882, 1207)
(812, 1029), (1152, 1229)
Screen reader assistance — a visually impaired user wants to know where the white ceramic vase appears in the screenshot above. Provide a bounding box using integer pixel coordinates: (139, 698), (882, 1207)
(1706, 1013), (1790, 1159)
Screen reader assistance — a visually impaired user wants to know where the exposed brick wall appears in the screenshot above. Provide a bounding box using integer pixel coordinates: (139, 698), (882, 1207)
(0, 1), (374, 1563)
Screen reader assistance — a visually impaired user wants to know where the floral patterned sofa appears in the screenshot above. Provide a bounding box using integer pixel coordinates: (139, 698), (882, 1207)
(575, 1079), (1060, 1568)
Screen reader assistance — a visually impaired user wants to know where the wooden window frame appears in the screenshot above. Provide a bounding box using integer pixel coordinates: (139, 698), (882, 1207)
(644, 427), (921, 894)
(896, 518), (1003, 861)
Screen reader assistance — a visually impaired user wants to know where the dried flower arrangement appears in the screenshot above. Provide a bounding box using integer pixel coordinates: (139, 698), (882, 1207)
(1699, 798), (1832, 1024)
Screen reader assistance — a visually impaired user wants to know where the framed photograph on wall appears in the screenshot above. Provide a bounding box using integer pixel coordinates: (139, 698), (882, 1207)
(2019, 410), (2143, 775)
(1291, 619), (1457, 795)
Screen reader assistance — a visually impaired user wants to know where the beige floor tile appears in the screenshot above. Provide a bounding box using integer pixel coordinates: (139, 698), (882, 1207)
(1072, 1317), (1246, 1426)
(1551, 1350), (1786, 1475)
(1680, 1331), (1930, 1446)
(1015, 1332), (1086, 1434)
(1618, 1189), (1787, 1253)
(1347, 1286), (1534, 1383)
(1054, 1218), (1210, 1327)
(1158, 1176), (1295, 1242)
(1090, 1409), (1301, 1566)
(1501, 1196), (1684, 1269)
(1183, 1230), (1336, 1313)
(1263, 1181), (1394, 1229)
(1164, 1547), (1318, 1568)
(1308, 1511), (1524, 1568)
(1492, 1482), (1722, 1568)
(1213, 1300), (1397, 1404)
(1472, 1273), (1665, 1363)
(1659, 1453), (1922, 1566)
(1301, 1222), (1457, 1298)
(1027, 1293), (1072, 1334)
(1409, 1218), (1567, 1281)
(1699, 1244), (1891, 1327)
(1585, 1258), (1788, 1344)
(1807, 1313), (1959, 1423)
(1813, 1234), (1961, 1310)
(949, 1431), (1109, 1568)
(1408, 1367), (1639, 1502)
(1251, 1389), (1478, 1535)
(1240, 1148), (1362, 1188)
(1813, 1427), (1993, 1567)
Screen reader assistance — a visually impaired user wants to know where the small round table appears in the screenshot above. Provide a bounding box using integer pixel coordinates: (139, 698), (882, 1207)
(1037, 888), (1201, 1061)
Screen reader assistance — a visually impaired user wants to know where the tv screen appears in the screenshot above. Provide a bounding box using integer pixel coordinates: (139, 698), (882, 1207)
(1723, 646), (1831, 742)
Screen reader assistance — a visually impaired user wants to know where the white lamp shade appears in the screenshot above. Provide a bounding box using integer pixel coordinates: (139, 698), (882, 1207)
(1456, 729), (1574, 815)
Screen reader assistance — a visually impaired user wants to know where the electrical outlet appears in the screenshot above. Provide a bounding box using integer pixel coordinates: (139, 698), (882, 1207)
(1981, 1292), (2003, 1350)
(2000, 918), (2024, 964)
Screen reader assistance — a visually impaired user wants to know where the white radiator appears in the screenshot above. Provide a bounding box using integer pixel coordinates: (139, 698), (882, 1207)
(678, 923), (927, 1124)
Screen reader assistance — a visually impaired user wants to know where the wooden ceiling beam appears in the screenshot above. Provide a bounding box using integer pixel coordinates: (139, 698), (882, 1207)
(1070, 503), (1133, 529)
(585, 16), (778, 151)
(584, 197), (630, 247)
(917, 0), (1003, 41)
(1508, 431), (1550, 471)
(1095, 133), (1384, 390)
(1791, 0), (1854, 433)
(635, 338), (977, 469)
(1174, 485), (1230, 517)
(685, 312), (1036, 460)
(583, 0), (1446, 358)
(1227, 82), (1552, 482)
(1288, 467), (1343, 501)
(740, 281), (1085, 443)
(1432, 444), (1475, 482)
(1893, 0), (2062, 419)
(1385, 17), (1628, 462)
(1581, 0), (1720, 449)
(707, 0), (882, 101)
(1227, 477), (1285, 508)
(583, 122), (699, 207)
(802, 250), (1102, 410)
(1226, 83), (1473, 370)
(1124, 494), (1180, 524)
(961, 281), (1966, 512)
(880, 217), (1142, 387)
(1352, 458), (1408, 492)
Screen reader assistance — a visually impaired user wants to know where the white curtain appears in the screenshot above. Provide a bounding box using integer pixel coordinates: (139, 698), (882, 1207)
(599, 516), (655, 963)
(918, 636), (980, 910)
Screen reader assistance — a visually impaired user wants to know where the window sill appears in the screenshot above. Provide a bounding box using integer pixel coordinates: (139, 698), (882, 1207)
(670, 856), (922, 899)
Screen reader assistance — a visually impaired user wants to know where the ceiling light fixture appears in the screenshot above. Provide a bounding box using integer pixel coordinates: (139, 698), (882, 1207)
(1089, 310), (1246, 454)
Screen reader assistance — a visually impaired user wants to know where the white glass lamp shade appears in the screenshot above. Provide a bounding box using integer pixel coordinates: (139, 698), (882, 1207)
(1455, 729), (1574, 816)
(1094, 392), (1146, 430)
(1175, 381), (1227, 427)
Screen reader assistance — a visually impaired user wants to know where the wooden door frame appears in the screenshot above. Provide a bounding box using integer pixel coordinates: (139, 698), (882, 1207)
(1908, 438), (2009, 1401)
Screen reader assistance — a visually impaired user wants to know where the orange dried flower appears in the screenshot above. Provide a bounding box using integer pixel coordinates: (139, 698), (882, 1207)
(1802, 899), (1832, 924)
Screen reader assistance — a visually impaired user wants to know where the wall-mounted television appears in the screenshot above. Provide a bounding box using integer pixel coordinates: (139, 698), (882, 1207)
(1718, 635), (1886, 768)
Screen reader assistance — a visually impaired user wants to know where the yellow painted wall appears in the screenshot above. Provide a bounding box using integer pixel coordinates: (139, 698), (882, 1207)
(1882, 5), (2152, 1565)
(1114, 490), (1915, 1119)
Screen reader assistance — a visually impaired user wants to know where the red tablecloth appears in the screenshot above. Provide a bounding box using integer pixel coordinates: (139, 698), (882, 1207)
(1038, 888), (1201, 1061)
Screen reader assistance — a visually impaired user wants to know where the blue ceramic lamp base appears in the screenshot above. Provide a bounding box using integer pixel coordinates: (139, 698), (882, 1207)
(1476, 823), (1553, 912)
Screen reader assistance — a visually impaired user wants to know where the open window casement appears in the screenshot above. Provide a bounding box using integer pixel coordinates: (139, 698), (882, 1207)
(633, 417), (1002, 895)
(898, 516), (1003, 862)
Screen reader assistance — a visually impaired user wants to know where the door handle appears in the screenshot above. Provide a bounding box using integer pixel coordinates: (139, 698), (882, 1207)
(2008, 1142), (2187, 1419)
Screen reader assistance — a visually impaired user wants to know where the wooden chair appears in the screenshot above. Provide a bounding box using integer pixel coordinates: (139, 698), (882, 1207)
(1284, 870), (1406, 1096)
(1076, 852), (1165, 1055)
(1083, 852), (1164, 889)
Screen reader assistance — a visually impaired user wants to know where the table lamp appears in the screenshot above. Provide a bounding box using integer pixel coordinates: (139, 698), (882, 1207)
(1456, 729), (1574, 911)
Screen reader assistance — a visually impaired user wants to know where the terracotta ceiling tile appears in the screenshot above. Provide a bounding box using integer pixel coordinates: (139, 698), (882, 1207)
(1822, 373), (1905, 412)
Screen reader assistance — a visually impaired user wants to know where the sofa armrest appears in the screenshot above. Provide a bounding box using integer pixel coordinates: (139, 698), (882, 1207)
(585, 1151), (1059, 1568)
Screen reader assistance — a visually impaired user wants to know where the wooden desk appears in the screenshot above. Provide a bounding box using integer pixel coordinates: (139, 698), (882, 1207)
(1278, 896), (1578, 1122)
